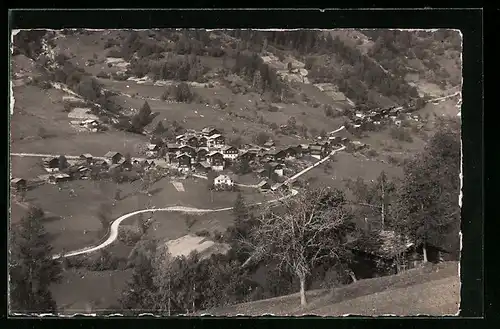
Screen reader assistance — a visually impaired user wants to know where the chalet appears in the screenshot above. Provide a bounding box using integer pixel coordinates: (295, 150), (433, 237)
(310, 145), (324, 158)
(176, 153), (192, 169)
(207, 151), (224, 165)
(79, 153), (94, 165)
(221, 146), (239, 160)
(175, 135), (185, 143)
(240, 150), (257, 162)
(283, 146), (298, 159)
(167, 143), (181, 154)
(257, 180), (271, 191)
(11, 178), (27, 191)
(44, 157), (60, 169)
(201, 127), (221, 137)
(271, 149), (287, 162)
(195, 161), (212, 174)
(146, 144), (160, 158)
(341, 137), (349, 143)
(117, 158), (133, 171)
(48, 173), (71, 184)
(214, 174), (234, 189)
(177, 145), (194, 157)
(267, 162), (284, 176)
(263, 141), (275, 149)
(195, 148), (209, 162)
(198, 136), (208, 147)
(185, 136), (199, 148)
(104, 151), (123, 165)
(206, 152), (224, 172)
(207, 134), (225, 149)
(300, 144), (311, 155)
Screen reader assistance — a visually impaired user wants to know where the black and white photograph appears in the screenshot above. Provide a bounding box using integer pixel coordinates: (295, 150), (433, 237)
(9, 25), (465, 317)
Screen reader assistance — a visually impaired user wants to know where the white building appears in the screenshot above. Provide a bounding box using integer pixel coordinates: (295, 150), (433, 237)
(214, 174), (234, 188)
(221, 146), (239, 160)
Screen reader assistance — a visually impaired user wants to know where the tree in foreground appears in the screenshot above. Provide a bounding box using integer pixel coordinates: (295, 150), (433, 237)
(242, 187), (355, 306)
(9, 206), (62, 313)
(120, 238), (158, 311)
(393, 119), (461, 262)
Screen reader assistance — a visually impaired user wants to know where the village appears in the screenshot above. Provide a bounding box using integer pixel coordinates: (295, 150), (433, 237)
(10, 124), (352, 196)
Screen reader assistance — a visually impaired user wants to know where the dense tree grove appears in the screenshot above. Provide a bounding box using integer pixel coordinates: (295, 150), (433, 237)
(393, 118), (461, 261)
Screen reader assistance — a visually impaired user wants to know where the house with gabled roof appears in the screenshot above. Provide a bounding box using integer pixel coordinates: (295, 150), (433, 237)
(105, 151), (123, 164)
(11, 178), (27, 191)
(207, 151), (224, 171)
(195, 148), (209, 163)
(185, 135), (199, 148)
(179, 145), (196, 158)
(207, 134), (225, 149)
(214, 174), (235, 190)
(266, 162), (285, 176)
(198, 135), (208, 147)
(201, 127), (221, 137)
(176, 153), (192, 169)
(221, 145), (239, 160)
(79, 153), (94, 165)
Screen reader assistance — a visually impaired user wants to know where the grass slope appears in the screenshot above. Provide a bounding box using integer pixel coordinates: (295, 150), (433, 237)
(202, 262), (459, 316)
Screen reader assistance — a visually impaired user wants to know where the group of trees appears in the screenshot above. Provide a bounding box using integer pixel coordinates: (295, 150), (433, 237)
(161, 82), (196, 103)
(231, 51), (287, 98)
(128, 53), (209, 83)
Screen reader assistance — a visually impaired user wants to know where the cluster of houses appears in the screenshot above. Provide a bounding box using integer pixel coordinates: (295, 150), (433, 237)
(35, 151), (158, 185)
(347, 105), (423, 131)
(142, 126), (350, 192)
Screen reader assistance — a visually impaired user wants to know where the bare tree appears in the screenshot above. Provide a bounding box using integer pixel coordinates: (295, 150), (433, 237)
(241, 187), (354, 306)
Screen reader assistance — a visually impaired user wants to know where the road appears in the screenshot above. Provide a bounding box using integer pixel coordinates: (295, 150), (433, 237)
(51, 188), (298, 260)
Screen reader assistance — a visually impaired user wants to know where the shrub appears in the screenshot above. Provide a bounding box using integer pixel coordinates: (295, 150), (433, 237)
(107, 63), (113, 68)
(118, 227), (142, 246)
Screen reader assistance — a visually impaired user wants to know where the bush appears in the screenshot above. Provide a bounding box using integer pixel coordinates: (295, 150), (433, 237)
(107, 63), (113, 68)
(118, 227), (142, 246)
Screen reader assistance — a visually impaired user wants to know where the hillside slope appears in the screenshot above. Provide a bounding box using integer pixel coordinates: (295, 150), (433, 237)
(201, 262), (459, 316)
